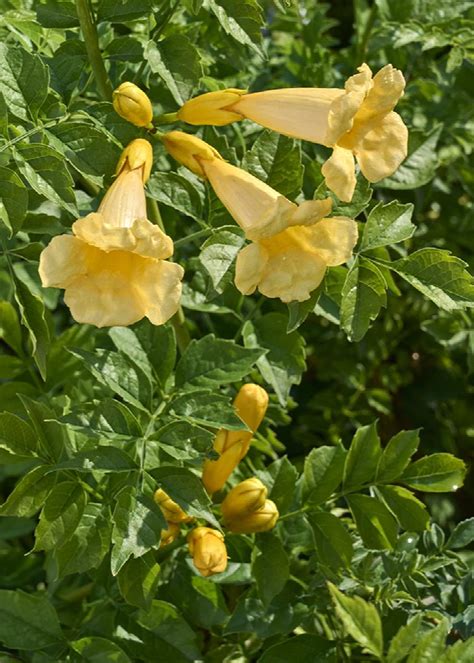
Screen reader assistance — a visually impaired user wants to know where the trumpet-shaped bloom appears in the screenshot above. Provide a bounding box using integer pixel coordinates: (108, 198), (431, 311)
(187, 527), (228, 577)
(202, 384), (269, 494)
(225, 499), (279, 534)
(221, 478), (267, 522)
(178, 64), (408, 202)
(177, 88), (246, 126)
(39, 139), (183, 328)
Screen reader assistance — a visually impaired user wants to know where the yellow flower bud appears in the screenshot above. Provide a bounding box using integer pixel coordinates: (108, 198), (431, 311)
(115, 138), (153, 183)
(160, 521), (180, 547)
(154, 488), (192, 524)
(177, 88), (247, 126)
(113, 81), (153, 127)
(221, 477), (267, 522)
(187, 527), (228, 577)
(202, 384), (269, 494)
(161, 131), (222, 177)
(225, 499), (279, 534)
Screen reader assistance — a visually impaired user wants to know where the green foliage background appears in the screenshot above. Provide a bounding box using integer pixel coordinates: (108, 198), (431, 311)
(0, 0), (473, 661)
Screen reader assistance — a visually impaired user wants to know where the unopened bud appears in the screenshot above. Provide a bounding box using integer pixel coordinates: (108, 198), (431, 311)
(225, 499), (279, 534)
(154, 488), (192, 524)
(113, 81), (153, 127)
(115, 138), (153, 183)
(221, 478), (267, 522)
(187, 527), (227, 577)
(202, 384), (269, 494)
(177, 89), (246, 126)
(160, 521), (180, 547)
(161, 131), (222, 177)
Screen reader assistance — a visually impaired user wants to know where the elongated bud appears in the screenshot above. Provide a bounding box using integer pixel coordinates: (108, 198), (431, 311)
(161, 131), (222, 177)
(160, 521), (180, 547)
(154, 488), (192, 524)
(115, 138), (153, 184)
(177, 88), (247, 126)
(113, 81), (153, 127)
(187, 527), (228, 577)
(226, 499), (279, 534)
(202, 384), (269, 494)
(221, 478), (267, 522)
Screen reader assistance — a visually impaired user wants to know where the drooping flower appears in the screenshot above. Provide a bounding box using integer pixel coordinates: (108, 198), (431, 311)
(177, 64), (408, 202)
(187, 527), (228, 577)
(162, 131), (357, 302)
(154, 488), (193, 523)
(220, 477), (267, 522)
(225, 499), (279, 534)
(39, 139), (183, 328)
(202, 384), (269, 494)
(113, 82), (153, 127)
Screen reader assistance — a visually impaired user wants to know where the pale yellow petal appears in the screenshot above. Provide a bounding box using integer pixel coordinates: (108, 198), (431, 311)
(73, 214), (173, 260)
(39, 235), (89, 288)
(321, 146), (356, 202)
(98, 168), (147, 228)
(258, 247), (327, 302)
(357, 64), (405, 122)
(178, 89), (246, 126)
(231, 88), (342, 144)
(202, 158), (296, 240)
(235, 242), (269, 295)
(288, 197), (333, 227)
(135, 260), (184, 325)
(310, 216), (359, 266)
(325, 64), (373, 145)
(355, 111), (408, 182)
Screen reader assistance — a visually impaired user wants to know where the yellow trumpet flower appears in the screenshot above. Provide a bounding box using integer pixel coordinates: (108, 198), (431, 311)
(202, 384), (269, 494)
(39, 139), (183, 328)
(187, 527), (228, 577)
(225, 499), (279, 534)
(177, 88), (247, 126)
(153, 488), (193, 524)
(113, 81), (153, 127)
(221, 477), (267, 522)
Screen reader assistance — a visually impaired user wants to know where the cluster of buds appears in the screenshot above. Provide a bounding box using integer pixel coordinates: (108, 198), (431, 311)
(221, 477), (279, 533)
(153, 488), (193, 548)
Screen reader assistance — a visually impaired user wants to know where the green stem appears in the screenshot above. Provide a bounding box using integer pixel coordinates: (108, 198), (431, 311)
(171, 307), (191, 353)
(76, 0), (113, 101)
(147, 196), (165, 232)
(0, 116), (70, 154)
(173, 228), (212, 248)
(154, 111), (179, 125)
(278, 506), (310, 522)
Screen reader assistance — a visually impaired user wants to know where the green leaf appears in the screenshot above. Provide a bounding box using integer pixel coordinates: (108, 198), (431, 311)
(71, 637), (131, 663)
(200, 226), (246, 293)
(97, 0), (153, 22)
(258, 635), (336, 663)
(20, 395), (67, 461)
(109, 326), (154, 382)
(50, 446), (137, 473)
(347, 493), (398, 549)
(111, 486), (166, 576)
(360, 201), (415, 252)
(386, 614), (423, 663)
(267, 456), (298, 514)
(388, 249), (474, 311)
(443, 638), (474, 663)
(303, 445), (346, 505)
(0, 166), (29, 235)
(147, 172), (204, 221)
(36, 1), (79, 28)
(71, 348), (152, 412)
(376, 429), (420, 483)
(253, 533), (289, 606)
(309, 512), (354, 570)
(0, 466), (56, 517)
(446, 517), (474, 549)
(49, 39), (88, 99)
(0, 590), (64, 650)
(287, 285), (323, 333)
(118, 551), (160, 611)
(136, 600), (201, 661)
(145, 35), (202, 105)
(0, 90), (7, 137)
(60, 399), (142, 440)
(34, 481), (86, 551)
(0, 44), (49, 121)
(208, 0), (264, 56)
(175, 334), (264, 387)
(55, 504), (112, 577)
(376, 485), (429, 532)
(0, 300), (22, 355)
(169, 390), (250, 430)
(13, 272), (50, 380)
(13, 143), (77, 215)
(343, 422), (382, 491)
(243, 313), (306, 405)
(242, 131), (303, 199)
(402, 453), (466, 492)
(328, 583), (383, 658)
(0, 412), (38, 461)
(380, 126), (442, 190)
(340, 257), (387, 342)
(406, 619), (449, 662)
(134, 322), (177, 386)
(151, 420), (213, 463)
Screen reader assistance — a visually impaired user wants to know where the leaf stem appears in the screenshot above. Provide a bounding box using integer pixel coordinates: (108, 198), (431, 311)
(75, 0), (113, 101)
(0, 115), (71, 154)
(171, 306), (192, 353)
(278, 505), (310, 521)
(173, 228), (212, 248)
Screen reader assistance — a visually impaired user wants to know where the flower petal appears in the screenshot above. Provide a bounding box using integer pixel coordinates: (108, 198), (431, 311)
(288, 197), (333, 227)
(325, 63), (373, 145)
(357, 64), (405, 122)
(230, 88), (342, 144)
(73, 214), (173, 260)
(355, 111), (408, 182)
(202, 158), (296, 240)
(39, 235), (89, 288)
(258, 247), (327, 302)
(310, 216), (359, 265)
(178, 89), (246, 125)
(235, 242), (269, 295)
(321, 146), (357, 202)
(134, 260), (184, 325)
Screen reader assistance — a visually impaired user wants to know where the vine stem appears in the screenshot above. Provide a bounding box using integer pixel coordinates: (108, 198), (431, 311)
(75, 0), (113, 101)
